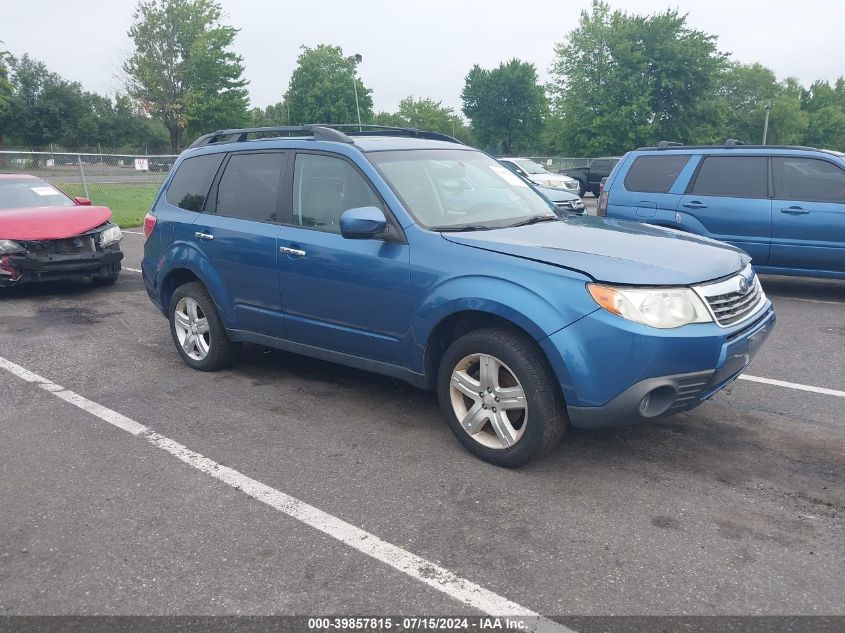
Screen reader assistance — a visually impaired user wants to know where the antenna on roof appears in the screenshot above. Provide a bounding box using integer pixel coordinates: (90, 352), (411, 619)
(725, 139), (745, 147)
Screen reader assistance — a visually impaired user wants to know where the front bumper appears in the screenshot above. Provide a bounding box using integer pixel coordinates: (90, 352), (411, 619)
(1, 248), (123, 286)
(544, 303), (775, 428)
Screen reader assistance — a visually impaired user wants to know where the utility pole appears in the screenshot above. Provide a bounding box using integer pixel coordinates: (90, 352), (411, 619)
(762, 100), (773, 145)
(347, 54), (363, 127)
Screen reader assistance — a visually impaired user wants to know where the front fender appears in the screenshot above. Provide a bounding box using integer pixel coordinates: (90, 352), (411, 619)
(415, 276), (565, 342)
(409, 271), (597, 375)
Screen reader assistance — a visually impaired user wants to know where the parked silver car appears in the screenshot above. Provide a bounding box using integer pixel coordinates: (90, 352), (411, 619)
(498, 157), (581, 194)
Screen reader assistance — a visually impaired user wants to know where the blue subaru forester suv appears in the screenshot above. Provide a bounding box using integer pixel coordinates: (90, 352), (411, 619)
(600, 141), (845, 279)
(142, 126), (775, 467)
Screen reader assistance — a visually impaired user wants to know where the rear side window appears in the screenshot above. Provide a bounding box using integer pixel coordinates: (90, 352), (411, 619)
(773, 157), (845, 203)
(215, 152), (285, 222)
(166, 153), (224, 211)
(624, 155), (689, 193)
(690, 156), (767, 198)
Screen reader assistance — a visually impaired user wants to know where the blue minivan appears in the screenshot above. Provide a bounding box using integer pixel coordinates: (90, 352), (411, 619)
(600, 142), (845, 279)
(142, 126), (775, 466)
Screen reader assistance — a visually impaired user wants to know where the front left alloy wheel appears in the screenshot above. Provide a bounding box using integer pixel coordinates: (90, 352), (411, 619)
(437, 327), (567, 467)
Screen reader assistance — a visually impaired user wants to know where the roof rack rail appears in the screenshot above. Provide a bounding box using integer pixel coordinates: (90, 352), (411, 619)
(187, 124), (465, 149)
(638, 143), (829, 153)
(323, 124), (464, 145)
(657, 140), (683, 148)
(187, 125), (354, 149)
(725, 138), (745, 147)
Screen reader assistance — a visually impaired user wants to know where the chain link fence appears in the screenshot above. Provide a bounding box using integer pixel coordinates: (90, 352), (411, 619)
(525, 157), (593, 172)
(0, 151), (179, 227)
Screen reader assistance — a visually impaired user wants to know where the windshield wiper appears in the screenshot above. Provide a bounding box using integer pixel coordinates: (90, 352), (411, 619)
(506, 215), (558, 228)
(433, 225), (493, 232)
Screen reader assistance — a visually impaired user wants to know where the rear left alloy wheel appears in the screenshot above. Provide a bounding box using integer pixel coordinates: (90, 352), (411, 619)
(437, 327), (567, 467)
(169, 282), (237, 371)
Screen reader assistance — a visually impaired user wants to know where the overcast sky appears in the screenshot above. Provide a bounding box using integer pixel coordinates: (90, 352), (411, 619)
(4, 0), (844, 114)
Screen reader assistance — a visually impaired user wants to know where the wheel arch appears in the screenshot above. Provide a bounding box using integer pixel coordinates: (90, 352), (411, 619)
(155, 243), (234, 326)
(422, 309), (559, 394)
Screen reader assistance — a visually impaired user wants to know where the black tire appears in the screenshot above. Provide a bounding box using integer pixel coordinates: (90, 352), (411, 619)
(437, 327), (567, 467)
(92, 272), (120, 286)
(590, 187), (601, 198)
(168, 281), (237, 371)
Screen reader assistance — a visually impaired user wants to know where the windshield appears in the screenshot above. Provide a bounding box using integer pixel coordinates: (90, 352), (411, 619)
(514, 159), (548, 175)
(368, 149), (555, 230)
(0, 178), (74, 210)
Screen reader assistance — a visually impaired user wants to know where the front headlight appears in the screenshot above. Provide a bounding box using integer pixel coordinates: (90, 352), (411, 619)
(0, 239), (25, 254)
(587, 283), (712, 329)
(547, 179), (563, 188)
(99, 226), (123, 248)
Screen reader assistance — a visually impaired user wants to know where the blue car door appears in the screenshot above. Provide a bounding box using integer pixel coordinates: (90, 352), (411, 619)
(190, 150), (288, 337)
(770, 155), (845, 274)
(677, 155), (772, 264)
(276, 151), (411, 366)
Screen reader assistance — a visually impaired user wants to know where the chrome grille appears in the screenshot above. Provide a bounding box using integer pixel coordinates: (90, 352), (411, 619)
(555, 200), (585, 213)
(694, 265), (766, 327)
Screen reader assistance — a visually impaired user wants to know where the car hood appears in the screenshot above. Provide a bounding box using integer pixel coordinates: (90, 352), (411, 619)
(0, 206), (112, 240)
(536, 186), (578, 202)
(442, 215), (750, 285)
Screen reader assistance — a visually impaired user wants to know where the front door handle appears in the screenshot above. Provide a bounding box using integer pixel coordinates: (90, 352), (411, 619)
(683, 201), (708, 209)
(194, 231), (214, 240)
(781, 206), (810, 215)
(280, 246), (306, 257)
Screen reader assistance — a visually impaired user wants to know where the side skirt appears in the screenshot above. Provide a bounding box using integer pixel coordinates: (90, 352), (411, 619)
(226, 329), (430, 390)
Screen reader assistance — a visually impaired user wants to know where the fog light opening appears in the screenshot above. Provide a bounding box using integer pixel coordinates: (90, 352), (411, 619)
(639, 385), (677, 418)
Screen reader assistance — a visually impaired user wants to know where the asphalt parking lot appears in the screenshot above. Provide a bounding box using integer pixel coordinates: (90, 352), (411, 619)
(0, 230), (843, 623)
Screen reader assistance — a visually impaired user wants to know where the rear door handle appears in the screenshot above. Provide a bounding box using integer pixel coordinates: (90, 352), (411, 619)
(280, 246), (306, 257)
(683, 201), (708, 209)
(781, 206), (810, 215)
(194, 231), (214, 240)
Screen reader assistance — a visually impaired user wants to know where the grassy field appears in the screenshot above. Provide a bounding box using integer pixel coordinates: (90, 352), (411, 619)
(58, 183), (160, 228)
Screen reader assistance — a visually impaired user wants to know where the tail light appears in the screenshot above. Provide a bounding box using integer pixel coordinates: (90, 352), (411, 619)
(143, 213), (157, 241)
(597, 191), (609, 217)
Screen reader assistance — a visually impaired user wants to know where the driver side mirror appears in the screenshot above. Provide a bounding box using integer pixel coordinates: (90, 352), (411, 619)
(340, 206), (388, 239)
(74, 196), (92, 206)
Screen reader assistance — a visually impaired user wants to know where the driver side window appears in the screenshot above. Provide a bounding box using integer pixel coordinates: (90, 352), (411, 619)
(292, 153), (383, 233)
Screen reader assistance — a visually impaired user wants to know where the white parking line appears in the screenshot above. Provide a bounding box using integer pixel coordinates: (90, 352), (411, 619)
(0, 355), (571, 632)
(773, 296), (845, 306)
(122, 230), (144, 235)
(124, 267), (142, 273)
(739, 374), (845, 398)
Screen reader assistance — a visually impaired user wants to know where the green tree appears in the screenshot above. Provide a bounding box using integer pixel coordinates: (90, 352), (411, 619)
(716, 64), (807, 145)
(461, 59), (545, 154)
(6, 54), (91, 148)
(250, 101), (289, 127)
(804, 105), (845, 150)
(124, 0), (249, 151)
(375, 96), (472, 143)
(801, 79), (845, 151)
(0, 44), (15, 146)
(286, 45), (373, 125)
(548, 1), (726, 155)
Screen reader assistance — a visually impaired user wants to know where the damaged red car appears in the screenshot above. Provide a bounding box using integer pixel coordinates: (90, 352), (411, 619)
(0, 175), (123, 287)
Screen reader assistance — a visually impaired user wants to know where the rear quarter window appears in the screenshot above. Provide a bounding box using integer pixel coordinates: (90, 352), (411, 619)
(166, 153), (225, 211)
(623, 155), (690, 193)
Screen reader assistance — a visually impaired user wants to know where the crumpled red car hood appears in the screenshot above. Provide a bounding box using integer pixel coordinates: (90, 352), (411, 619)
(0, 206), (112, 240)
